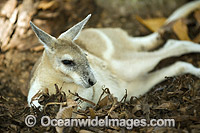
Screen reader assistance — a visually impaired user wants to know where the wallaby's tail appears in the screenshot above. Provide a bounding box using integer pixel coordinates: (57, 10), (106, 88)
(130, 1), (200, 51)
(165, 0), (200, 24)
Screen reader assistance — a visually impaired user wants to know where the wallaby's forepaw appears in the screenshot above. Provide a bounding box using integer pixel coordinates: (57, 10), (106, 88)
(28, 89), (44, 111)
(30, 100), (44, 111)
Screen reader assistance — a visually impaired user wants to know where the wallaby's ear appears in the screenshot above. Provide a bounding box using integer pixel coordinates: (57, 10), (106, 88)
(30, 21), (57, 52)
(58, 14), (91, 41)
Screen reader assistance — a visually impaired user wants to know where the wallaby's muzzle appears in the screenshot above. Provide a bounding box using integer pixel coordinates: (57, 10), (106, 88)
(81, 70), (97, 88)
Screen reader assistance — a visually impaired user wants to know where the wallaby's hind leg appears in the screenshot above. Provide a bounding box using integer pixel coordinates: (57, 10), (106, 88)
(112, 40), (200, 81)
(129, 32), (163, 51)
(144, 40), (200, 74)
(158, 40), (200, 60)
(128, 61), (200, 99)
(146, 61), (200, 86)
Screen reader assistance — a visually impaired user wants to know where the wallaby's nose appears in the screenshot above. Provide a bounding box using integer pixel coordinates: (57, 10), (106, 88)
(88, 78), (96, 86)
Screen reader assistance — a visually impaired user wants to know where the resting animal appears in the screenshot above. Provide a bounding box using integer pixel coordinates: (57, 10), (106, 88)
(28, 1), (200, 109)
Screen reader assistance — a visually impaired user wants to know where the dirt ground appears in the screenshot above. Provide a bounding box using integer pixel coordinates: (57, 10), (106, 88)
(0, 0), (200, 132)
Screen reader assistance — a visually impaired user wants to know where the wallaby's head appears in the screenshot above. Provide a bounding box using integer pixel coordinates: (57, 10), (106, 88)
(30, 14), (97, 88)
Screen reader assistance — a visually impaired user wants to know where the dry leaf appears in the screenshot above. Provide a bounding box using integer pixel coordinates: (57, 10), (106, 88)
(38, 1), (59, 11)
(193, 33), (200, 43)
(56, 106), (73, 133)
(67, 98), (78, 107)
(109, 111), (118, 118)
(98, 95), (109, 108)
(79, 130), (94, 133)
(31, 45), (44, 52)
(1, 0), (17, 18)
(182, 96), (192, 103)
(76, 114), (87, 119)
(132, 104), (141, 114)
(194, 10), (200, 24)
(56, 107), (73, 119)
(173, 19), (191, 41)
(154, 102), (177, 111)
(89, 107), (96, 118)
(179, 106), (187, 113)
(136, 16), (166, 32)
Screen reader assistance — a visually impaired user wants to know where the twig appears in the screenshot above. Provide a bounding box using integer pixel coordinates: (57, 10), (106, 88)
(119, 89), (127, 104)
(44, 102), (67, 114)
(68, 90), (96, 106)
(107, 89), (128, 115)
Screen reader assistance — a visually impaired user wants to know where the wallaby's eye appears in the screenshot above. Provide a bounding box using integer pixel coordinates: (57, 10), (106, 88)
(62, 60), (75, 66)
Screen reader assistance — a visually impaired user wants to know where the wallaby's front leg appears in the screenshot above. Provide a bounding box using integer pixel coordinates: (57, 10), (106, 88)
(128, 61), (200, 99)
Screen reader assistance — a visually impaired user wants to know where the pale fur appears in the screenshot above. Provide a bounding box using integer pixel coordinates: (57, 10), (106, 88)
(28, 1), (200, 109)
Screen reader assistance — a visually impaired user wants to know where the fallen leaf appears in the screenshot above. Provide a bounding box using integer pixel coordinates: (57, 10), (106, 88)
(76, 114), (87, 119)
(38, 1), (59, 11)
(109, 111), (118, 118)
(56, 106), (73, 119)
(193, 33), (200, 43)
(31, 45), (44, 51)
(172, 19), (191, 41)
(56, 106), (73, 133)
(79, 130), (94, 133)
(67, 98), (77, 107)
(154, 102), (177, 110)
(97, 95), (109, 108)
(89, 107), (96, 118)
(194, 10), (200, 24)
(136, 16), (166, 32)
(173, 115), (198, 122)
(190, 124), (200, 129)
(182, 96), (192, 103)
(1, 0), (17, 18)
(179, 106), (187, 113)
(132, 104), (141, 114)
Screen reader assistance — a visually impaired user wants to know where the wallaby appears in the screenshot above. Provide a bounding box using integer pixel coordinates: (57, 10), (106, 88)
(28, 1), (200, 109)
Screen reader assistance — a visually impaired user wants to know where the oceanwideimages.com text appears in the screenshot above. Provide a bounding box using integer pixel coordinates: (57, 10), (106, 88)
(25, 115), (175, 129)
